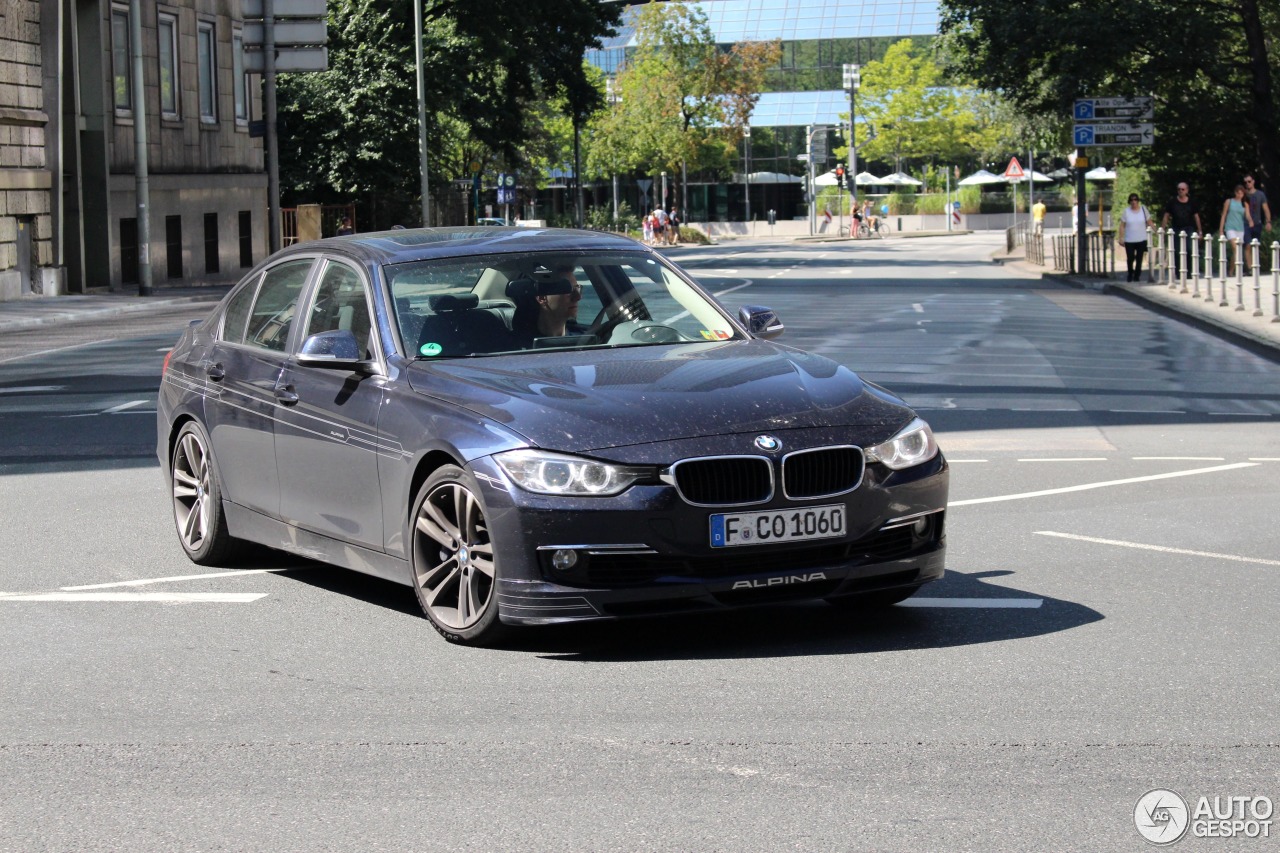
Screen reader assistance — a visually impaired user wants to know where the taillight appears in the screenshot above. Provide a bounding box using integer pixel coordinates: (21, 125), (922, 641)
(162, 350), (172, 375)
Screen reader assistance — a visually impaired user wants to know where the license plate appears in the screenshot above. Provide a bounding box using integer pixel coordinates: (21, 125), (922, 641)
(709, 504), (845, 548)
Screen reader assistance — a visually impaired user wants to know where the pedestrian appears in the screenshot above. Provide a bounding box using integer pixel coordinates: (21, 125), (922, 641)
(1242, 174), (1272, 270)
(1218, 184), (1253, 275)
(1117, 192), (1154, 282)
(1031, 198), (1047, 235)
(336, 216), (354, 236)
(1160, 181), (1202, 279)
(642, 213), (653, 246)
(652, 208), (668, 246)
(668, 207), (681, 245)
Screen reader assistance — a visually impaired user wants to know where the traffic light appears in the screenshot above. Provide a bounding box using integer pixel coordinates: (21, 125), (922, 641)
(835, 165), (845, 189)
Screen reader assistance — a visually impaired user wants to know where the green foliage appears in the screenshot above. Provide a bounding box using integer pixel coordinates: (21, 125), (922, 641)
(958, 185), (983, 214)
(915, 193), (949, 214)
(276, 0), (620, 226)
(940, 0), (1279, 200)
(676, 225), (712, 244)
(1110, 165), (1155, 227)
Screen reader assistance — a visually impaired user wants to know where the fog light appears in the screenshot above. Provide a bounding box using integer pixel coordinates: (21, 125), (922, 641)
(551, 549), (579, 571)
(912, 517), (930, 536)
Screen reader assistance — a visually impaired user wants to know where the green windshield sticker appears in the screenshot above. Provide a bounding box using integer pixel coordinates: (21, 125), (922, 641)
(419, 342), (443, 357)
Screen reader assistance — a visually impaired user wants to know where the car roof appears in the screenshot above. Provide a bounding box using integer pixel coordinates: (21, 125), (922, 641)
(276, 226), (646, 267)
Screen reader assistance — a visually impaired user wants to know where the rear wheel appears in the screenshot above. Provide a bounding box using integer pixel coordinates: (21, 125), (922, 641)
(170, 422), (243, 565)
(410, 465), (507, 645)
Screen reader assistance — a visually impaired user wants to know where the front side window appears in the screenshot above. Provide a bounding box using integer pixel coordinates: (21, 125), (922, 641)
(304, 261), (375, 358)
(111, 6), (132, 113)
(244, 260), (313, 351)
(158, 13), (179, 118)
(197, 21), (217, 123)
(386, 251), (741, 359)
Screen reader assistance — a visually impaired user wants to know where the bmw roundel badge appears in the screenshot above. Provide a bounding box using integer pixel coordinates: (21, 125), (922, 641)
(754, 434), (782, 452)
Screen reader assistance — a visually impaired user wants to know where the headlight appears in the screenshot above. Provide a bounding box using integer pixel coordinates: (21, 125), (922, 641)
(865, 418), (939, 470)
(494, 449), (648, 496)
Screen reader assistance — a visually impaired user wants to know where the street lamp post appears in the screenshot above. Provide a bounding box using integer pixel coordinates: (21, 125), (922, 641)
(743, 124), (751, 226)
(414, 0), (430, 226)
(843, 63), (860, 221)
(606, 78), (620, 225)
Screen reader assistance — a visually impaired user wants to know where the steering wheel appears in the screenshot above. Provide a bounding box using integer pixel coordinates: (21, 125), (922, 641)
(586, 306), (629, 343)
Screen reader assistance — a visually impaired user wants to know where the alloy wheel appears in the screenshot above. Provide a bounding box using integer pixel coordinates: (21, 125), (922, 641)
(413, 481), (496, 630)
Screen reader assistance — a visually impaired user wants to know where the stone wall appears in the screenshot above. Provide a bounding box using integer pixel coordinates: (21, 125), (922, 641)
(0, 0), (54, 299)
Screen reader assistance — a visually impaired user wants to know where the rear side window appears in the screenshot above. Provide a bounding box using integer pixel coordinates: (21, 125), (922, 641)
(220, 275), (259, 344)
(244, 259), (313, 351)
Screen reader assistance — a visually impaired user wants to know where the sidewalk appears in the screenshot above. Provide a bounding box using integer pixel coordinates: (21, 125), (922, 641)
(0, 283), (232, 333)
(997, 250), (1280, 358)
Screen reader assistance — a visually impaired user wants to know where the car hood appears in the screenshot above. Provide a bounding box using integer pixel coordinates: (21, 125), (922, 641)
(405, 340), (913, 453)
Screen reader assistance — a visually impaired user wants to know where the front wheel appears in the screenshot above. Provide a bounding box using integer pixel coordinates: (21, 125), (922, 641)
(410, 465), (507, 645)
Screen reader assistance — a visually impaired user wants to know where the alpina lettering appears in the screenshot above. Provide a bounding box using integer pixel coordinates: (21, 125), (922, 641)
(732, 572), (828, 590)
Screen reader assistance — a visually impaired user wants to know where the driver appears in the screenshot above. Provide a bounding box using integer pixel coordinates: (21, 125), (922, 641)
(511, 264), (589, 347)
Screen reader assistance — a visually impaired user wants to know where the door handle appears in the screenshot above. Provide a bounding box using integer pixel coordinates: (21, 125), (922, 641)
(205, 362), (225, 381)
(274, 384), (299, 405)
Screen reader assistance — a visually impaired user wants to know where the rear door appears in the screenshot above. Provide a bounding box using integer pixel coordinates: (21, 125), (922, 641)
(273, 257), (388, 549)
(203, 257), (315, 518)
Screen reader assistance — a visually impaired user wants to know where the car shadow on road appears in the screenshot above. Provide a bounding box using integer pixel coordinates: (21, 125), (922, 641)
(518, 568), (1102, 661)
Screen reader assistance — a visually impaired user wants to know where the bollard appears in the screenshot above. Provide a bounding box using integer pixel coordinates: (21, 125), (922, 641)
(1218, 234), (1230, 306)
(1211, 233), (1224, 303)
(1251, 239), (1263, 316)
(1179, 230), (1189, 293)
(1235, 238), (1245, 310)
(1272, 241), (1280, 323)
(1190, 232), (1200, 298)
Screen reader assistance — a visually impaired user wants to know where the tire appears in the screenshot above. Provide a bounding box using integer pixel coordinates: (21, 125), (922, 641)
(827, 585), (922, 610)
(170, 422), (243, 566)
(410, 465), (507, 645)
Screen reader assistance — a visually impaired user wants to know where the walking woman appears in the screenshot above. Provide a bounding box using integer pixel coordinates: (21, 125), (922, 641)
(1218, 184), (1253, 275)
(1117, 193), (1154, 282)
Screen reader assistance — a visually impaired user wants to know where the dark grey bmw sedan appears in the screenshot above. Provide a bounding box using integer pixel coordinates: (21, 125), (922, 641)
(158, 227), (948, 644)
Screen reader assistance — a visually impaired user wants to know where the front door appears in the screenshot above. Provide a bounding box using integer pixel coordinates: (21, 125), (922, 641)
(273, 258), (386, 550)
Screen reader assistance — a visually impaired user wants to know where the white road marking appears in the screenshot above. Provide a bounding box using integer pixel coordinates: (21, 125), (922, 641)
(711, 282), (754, 298)
(912, 303), (924, 313)
(900, 597), (1043, 609)
(0, 592), (268, 603)
(0, 340), (114, 365)
(949, 462), (1258, 507)
(1248, 458), (1280, 462)
(1132, 456), (1225, 461)
(1035, 531), (1280, 567)
(0, 385), (66, 394)
(1017, 457), (1107, 462)
(102, 400), (149, 414)
(1110, 409), (1184, 415)
(62, 568), (296, 590)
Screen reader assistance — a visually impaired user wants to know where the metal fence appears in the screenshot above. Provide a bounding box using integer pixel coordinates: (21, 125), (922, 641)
(1050, 230), (1116, 277)
(1148, 227), (1280, 321)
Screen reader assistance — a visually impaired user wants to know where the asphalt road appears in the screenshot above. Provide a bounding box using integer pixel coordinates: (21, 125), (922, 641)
(1, 234), (1277, 852)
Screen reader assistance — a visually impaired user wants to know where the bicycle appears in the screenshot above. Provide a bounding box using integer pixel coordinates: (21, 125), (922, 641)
(856, 218), (888, 238)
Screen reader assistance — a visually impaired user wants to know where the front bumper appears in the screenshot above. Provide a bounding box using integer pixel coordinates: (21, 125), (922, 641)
(470, 450), (949, 626)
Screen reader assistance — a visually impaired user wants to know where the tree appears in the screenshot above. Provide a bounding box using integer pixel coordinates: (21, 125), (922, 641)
(854, 39), (981, 173)
(940, 0), (1279, 198)
(276, 0), (619, 226)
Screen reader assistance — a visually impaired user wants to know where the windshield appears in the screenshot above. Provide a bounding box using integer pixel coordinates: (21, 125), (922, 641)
(385, 251), (743, 359)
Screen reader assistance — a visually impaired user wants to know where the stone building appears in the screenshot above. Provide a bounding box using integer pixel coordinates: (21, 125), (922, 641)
(1, 0), (266, 300)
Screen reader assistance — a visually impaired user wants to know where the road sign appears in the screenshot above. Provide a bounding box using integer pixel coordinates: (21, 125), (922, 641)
(1073, 97), (1154, 122)
(1072, 123), (1155, 147)
(243, 47), (328, 73)
(242, 20), (327, 46)
(1003, 157), (1025, 180)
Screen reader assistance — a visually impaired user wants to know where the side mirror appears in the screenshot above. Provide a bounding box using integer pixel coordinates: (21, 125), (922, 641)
(738, 305), (784, 340)
(297, 329), (366, 368)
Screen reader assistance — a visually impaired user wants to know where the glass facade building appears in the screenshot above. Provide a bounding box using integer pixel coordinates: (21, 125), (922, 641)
(586, 0), (941, 221)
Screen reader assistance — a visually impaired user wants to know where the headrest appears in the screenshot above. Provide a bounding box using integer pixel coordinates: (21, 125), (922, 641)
(427, 293), (479, 312)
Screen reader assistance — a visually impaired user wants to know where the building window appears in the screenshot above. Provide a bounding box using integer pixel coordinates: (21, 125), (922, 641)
(232, 32), (248, 123)
(165, 215), (183, 279)
(197, 21), (218, 123)
(111, 6), (132, 113)
(204, 213), (221, 274)
(120, 218), (139, 284)
(158, 13), (180, 119)
(238, 211), (253, 268)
